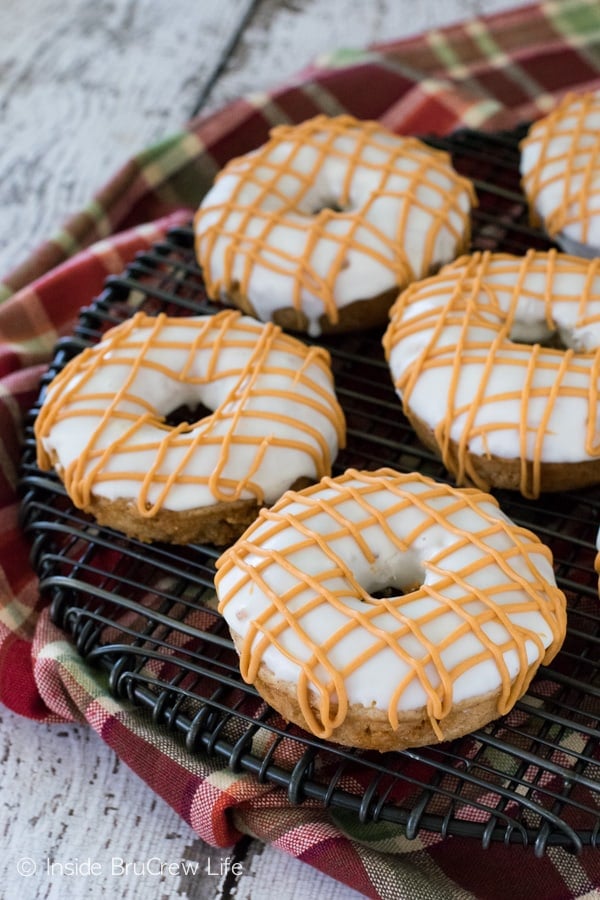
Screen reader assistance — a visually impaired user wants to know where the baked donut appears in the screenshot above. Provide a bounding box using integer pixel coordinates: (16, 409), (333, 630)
(383, 249), (600, 499)
(215, 468), (566, 751)
(520, 90), (600, 257)
(35, 310), (345, 545)
(194, 114), (475, 336)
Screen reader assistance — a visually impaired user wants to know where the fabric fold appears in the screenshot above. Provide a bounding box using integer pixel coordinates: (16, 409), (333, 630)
(3, 2), (600, 897)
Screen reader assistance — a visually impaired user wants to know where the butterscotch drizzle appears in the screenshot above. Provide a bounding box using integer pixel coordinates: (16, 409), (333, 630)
(194, 115), (475, 326)
(35, 310), (346, 515)
(216, 468), (566, 741)
(521, 91), (600, 243)
(383, 249), (600, 499)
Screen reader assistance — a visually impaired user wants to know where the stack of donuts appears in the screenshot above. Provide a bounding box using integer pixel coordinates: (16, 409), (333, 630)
(37, 99), (600, 751)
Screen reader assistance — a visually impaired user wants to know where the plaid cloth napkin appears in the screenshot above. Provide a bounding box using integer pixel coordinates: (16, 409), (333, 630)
(3, 1), (600, 897)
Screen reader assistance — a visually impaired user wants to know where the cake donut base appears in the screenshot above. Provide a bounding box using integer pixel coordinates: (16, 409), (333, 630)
(231, 631), (513, 751)
(84, 492), (259, 546)
(217, 469), (565, 752)
(227, 282), (400, 336)
(73, 476), (310, 545)
(195, 115), (474, 337)
(383, 250), (600, 499)
(35, 311), (345, 547)
(408, 410), (600, 496)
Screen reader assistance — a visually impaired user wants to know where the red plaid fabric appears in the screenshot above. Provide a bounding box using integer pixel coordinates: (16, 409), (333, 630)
(3, 2), (600, 897)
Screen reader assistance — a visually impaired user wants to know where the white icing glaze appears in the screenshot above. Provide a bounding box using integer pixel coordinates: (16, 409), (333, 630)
(194, 115), (473, 336)
(216, 469), (564, 723)
(384, 250), (600, 469)
(520, 90), (600, 253)
(36, 311), (345, 513)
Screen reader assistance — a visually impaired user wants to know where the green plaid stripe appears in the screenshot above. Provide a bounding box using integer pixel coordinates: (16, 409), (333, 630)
(547, 0), (600, 39)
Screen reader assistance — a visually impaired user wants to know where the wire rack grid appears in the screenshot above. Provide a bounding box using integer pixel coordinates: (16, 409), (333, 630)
(19, 126), (600, 855)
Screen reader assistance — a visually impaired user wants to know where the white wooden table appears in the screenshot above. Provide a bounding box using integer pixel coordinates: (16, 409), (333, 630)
(1, 2), (532, 897)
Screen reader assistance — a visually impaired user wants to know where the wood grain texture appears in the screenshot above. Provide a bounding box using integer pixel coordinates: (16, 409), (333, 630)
(0, 0), (256, 276)
(1, 710), (366, 899)
(203, 0), (531, 115)
(1, 1), (534, 898)
(2, 713), (209, 900)
(0, 0), (528, 279)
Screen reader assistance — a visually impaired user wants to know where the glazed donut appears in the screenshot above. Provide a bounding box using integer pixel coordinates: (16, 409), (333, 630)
(35, 310), (345, 545)
(383, 249), (600, 499)
(520, 90), (600, 257)
(215, 468), (566, 751)
(194, 114), (474, 336)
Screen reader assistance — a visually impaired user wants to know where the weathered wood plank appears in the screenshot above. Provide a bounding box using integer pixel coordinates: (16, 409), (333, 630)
(1, 711), (213, 898)
(0, 0), (256, 275)
(0, 0), (533, 279)
(203, 0), (532, 114)
(2, 708), (365, 899)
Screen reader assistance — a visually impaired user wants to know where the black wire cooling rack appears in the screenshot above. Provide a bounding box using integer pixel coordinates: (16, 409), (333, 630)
(19, 126), (600, 855)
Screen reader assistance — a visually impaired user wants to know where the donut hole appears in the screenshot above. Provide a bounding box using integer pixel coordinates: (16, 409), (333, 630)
(309, 198), (347, 215)
(370, 581), (422, 600)
(164, 400), (213, 432)
(298, 182), (351, 216)
(368, 555), (425, 602)
(508, 320), (569, 350)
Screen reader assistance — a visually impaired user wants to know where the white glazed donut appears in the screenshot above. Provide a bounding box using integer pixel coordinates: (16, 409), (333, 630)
(215, 468), (566, 751)
(520, 90), (600, 257)
(383, 249), (600, 499)
(194, 115), (474, 336)
(35, 310), (346, 545)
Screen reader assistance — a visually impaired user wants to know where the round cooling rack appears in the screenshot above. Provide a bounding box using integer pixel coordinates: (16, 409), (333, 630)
(19, 126), (600, 855)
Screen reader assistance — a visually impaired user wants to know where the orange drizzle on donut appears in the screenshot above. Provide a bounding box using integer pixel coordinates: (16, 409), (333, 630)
(521, 91), (600, 242)
(194, 115), (474, 325)
(383, 249), (600, 499)
(216, 469), (566, 741)
(35, 310), (346, 516)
